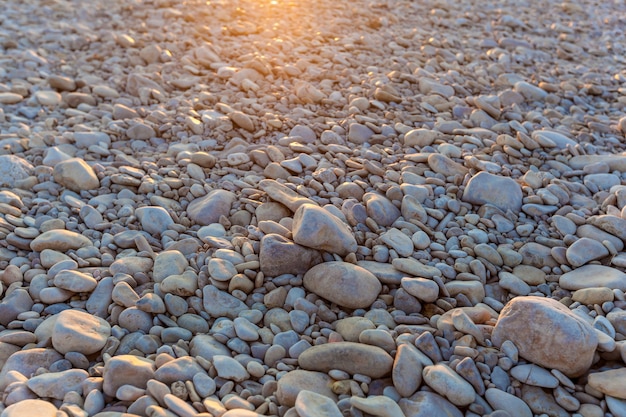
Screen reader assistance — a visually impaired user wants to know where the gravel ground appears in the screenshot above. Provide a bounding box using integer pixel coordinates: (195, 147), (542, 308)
(1, 0), (626, 416)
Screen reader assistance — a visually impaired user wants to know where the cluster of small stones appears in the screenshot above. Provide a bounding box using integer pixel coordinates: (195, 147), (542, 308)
(1, 0), (626, 416)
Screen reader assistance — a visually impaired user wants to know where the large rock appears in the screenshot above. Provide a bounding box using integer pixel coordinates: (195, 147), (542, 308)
(292, 204), (357, 256)
(52, 158), (100, 191)
(462, 172), (522, 212)
(491, 296), (598, 377)
(187, 190), (236, 225)
(259, 234), (322, 277)
(303, 262), (381, 309)
(298, 342), (393, 378)
(52, 309), (111, 355)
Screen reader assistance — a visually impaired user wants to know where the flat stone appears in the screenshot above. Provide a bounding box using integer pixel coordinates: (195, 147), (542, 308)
(351, 395), (405, 417)
(569, 155), (626, 171)
(356, 261), (405, 285)
(152, 250), (188, 283)
(276, 370), (337, 407)
(202, 285), (248, 318)
(399, 392), (463, 417)
(363, 192), (401, 227)
(422, 364), (476, 406)
(126, 122), (155, 140)
(155, 356), (206, 384)
(0, 348), (62, 391)
(259, 179), (317, 213)
(259, 234), (322, 277)
(531, 130), (576, 149)
(52, 309), (110, 355)
(0, 155), (34, 187)
(27, 369), (88, 399)
(187, 190), (236, 225)
(462, 172), (522, 212)
(572, 287), (614, 305)
(298, 341), (393, 378)
(30, 230), (92, 252)
(295, 390), (342, 417)
(53, 270), (97, 293)
(393, 343), (424, 397)
(485, 388), (533, 417)
(303, 262), (381, 309)
(401, 277), (439, 303)
(135, 206), (174, 235)
(565, 237), (609, 267)
(510, 364), (559, 388)
(0, 288), (33, 326)
(213, 355), (249, 382)
(559, 265), (626, 291)
(102, 355), (155, 397)
(491, 296), (598, 377)
(428, 153), (468, 177)
(404, 128), (441, 148)
(380, 228), (414, 257)
(588, 368), (626, 399)
(1, 399), (58, 417)
(292, 204), (357, 256)
(52, 158), (100, 191)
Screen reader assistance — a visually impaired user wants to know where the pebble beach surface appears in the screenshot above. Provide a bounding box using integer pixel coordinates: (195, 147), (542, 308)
(1, 0), (626, 416)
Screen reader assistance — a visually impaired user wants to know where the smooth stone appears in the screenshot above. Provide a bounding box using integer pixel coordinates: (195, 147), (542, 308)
(380, 228), (414, 257)
(510, 364), (559, 388)
(27, 368), (88, 399)
(585, 173), (620, 190)
(577, 224), (624, 252)
(428, 153), (468, 177)
(392, 343), (424, 397)
(521, 385), (570, 417)
(422, 364), (475, 406)
(404, 128), (441, 148)
(0, 92), (24, 104)
(259, 179), (317, 213)
(187, 190), (236, 225)
(588, 368), (626, 399)
(357, 261), (405, 285)
(589, 215), (626, 241)
(155, 356), (206, 384)
(0, 155), (34, 187)
(276, 370), (337, 407)
(334, 317), (375, 342)
(52, 309), (110, 355)
(607, 396), (626, 417)
(259, 234), (322, 277)
(102, 355), (155, 397)
(491, 296), (598, 377)
(518, 242), (558, 268)
(363, 192), (401, 227)
(572, 287), (614, 305)
(532, 130), (576, 149)
(298, 342), (393, 378)
(351, 395), (405, 417)
(110, 256), (153, 276)
(202, 285), (248, 319)
(348, 123), (374, 145)
(189, 334), (231, 360)
(30, 230), (92, 252)
(53, 270), (97, 293)
(295, 390), (342, 417)
(514, 81), (548, 101)
(444, 280), (485, 305)
(399, 392), (463, 417)
(135, 206), (174, 235)
(152, 250), (188, 283)
(566, 237), (609, 267)
(303, 262), (382, 309)
(559, 265), (626, 291)
(1, 399), (58, 417)
(569, 155), (626, 171)
(292, 204), (357, 256)
(0, 348), (62, 390)
(401, 277), (439, 303)
(0, 288), (33, 326)
(462, 172), (522, 212)
(485, 388), (533, 417)
(212, 355), (249, 382)
(52, 158), (100, 191)
(126, 123), (155, 140)
(392, 257), (442, 278)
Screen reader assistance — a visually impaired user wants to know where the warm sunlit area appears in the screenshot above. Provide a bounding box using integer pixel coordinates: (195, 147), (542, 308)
(0, 0), (626, 416)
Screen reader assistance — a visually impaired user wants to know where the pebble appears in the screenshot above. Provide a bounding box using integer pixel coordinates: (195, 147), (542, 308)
(295, 390), (342, 417)
(298, 342), (393, 378)
(0, 155), (34, 187)
(485, 388), (533, 417)
(52, 158), (100, 191)
(559, 265), (626, 291)
(292, 204), (357, 256)
(463, 172), (523, 212)
(422, 364), (476, 406)
(259, 233), (322, 277)
(187, 189), (236, 225)
(1, 399), (58, 417)
(51, 309), (110, 354)
(587, 368), (626, 399)
(303, 262), (381, 309)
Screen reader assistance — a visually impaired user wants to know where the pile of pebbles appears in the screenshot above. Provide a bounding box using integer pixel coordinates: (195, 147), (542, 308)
(1, 0), (626, 416)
